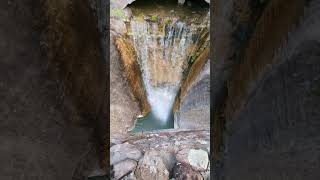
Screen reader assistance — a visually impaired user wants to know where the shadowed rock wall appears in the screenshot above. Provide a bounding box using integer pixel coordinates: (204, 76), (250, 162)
(0, 0), (108, 179)
(212, 0), (320, 179)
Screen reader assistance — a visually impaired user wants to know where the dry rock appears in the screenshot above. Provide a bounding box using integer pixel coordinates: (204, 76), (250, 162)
(173, 162), (203, 180)
(110, 143), (142, 165)
(113, 159), (137, 179)
(176, 149), (208, 171)
(135, 150), (170, 180)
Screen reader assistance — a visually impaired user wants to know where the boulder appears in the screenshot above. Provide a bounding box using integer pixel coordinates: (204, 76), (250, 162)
(173, 162), (203, 180)
(110, 143), (142, 165)
(176, 149), (208, 171)
(188, 149), (209, 171)
(135, 150), (170, 180)
(113, 159), (137, 179)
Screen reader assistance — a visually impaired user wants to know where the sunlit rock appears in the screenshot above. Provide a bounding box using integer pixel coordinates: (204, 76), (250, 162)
(176, 148), (209, 171)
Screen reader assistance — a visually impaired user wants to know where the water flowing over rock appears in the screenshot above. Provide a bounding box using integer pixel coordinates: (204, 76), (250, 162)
(129, 15), (209, 123)
(115, 37), (151, 115)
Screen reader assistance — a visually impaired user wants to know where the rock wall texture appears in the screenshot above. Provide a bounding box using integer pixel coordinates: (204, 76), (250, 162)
(115, 37), (150, 116)
(174, 57), (210, 129)
(43, 0), (107, 128)
(172, 20), (210, 129)
(212, 0), (320, 179)
(0, 0), (107, 179)
(110, 4), (150, 137)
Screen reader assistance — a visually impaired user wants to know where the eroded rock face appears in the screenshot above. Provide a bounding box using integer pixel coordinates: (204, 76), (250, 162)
(174, 59), (210, 129)
(110, 33), (140, 136)
(110, 9), (150, 136)
(115, 37), (150, 115)
(212, 0), (320, 179)
(0, 0), (108, 179)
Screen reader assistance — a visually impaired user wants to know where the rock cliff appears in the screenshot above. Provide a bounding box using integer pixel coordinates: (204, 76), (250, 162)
(212, 0), (320, 179)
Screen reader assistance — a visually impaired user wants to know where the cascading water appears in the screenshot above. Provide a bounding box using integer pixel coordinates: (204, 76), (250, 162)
(131, 20), (191, 122)
(127, 3), (209, 132)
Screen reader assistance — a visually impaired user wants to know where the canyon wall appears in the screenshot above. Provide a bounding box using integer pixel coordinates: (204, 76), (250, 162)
(0, 0), (108, 179)
(212, 0), (320, 179)
(110, 0), (151, 137)
(42, 0), (107, 138)
(174, 49), (210, 129)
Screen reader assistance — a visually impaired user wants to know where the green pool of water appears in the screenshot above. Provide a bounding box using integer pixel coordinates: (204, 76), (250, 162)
(129, 111), (174, 133)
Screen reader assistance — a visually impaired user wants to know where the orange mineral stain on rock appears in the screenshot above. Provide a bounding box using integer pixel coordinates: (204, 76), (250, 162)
(115, 37), (151, 115)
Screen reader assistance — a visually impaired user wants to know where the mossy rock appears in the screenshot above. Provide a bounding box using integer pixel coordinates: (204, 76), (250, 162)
(150, 15), (158, 22)
(188, 55), (197, 65)
(164, 18), (173, 26)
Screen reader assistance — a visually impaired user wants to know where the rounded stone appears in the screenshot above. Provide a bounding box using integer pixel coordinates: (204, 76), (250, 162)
(187, 149), (208, 171)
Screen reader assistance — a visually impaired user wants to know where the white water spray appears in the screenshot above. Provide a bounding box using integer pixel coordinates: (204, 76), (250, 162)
(130, 16), (208, 122)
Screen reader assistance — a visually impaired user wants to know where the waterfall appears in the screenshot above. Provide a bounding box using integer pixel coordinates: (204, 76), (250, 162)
(129, 15), (209, 123)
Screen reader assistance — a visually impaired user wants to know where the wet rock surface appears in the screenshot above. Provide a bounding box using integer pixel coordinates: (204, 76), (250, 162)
(109, 0), (211, 178)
